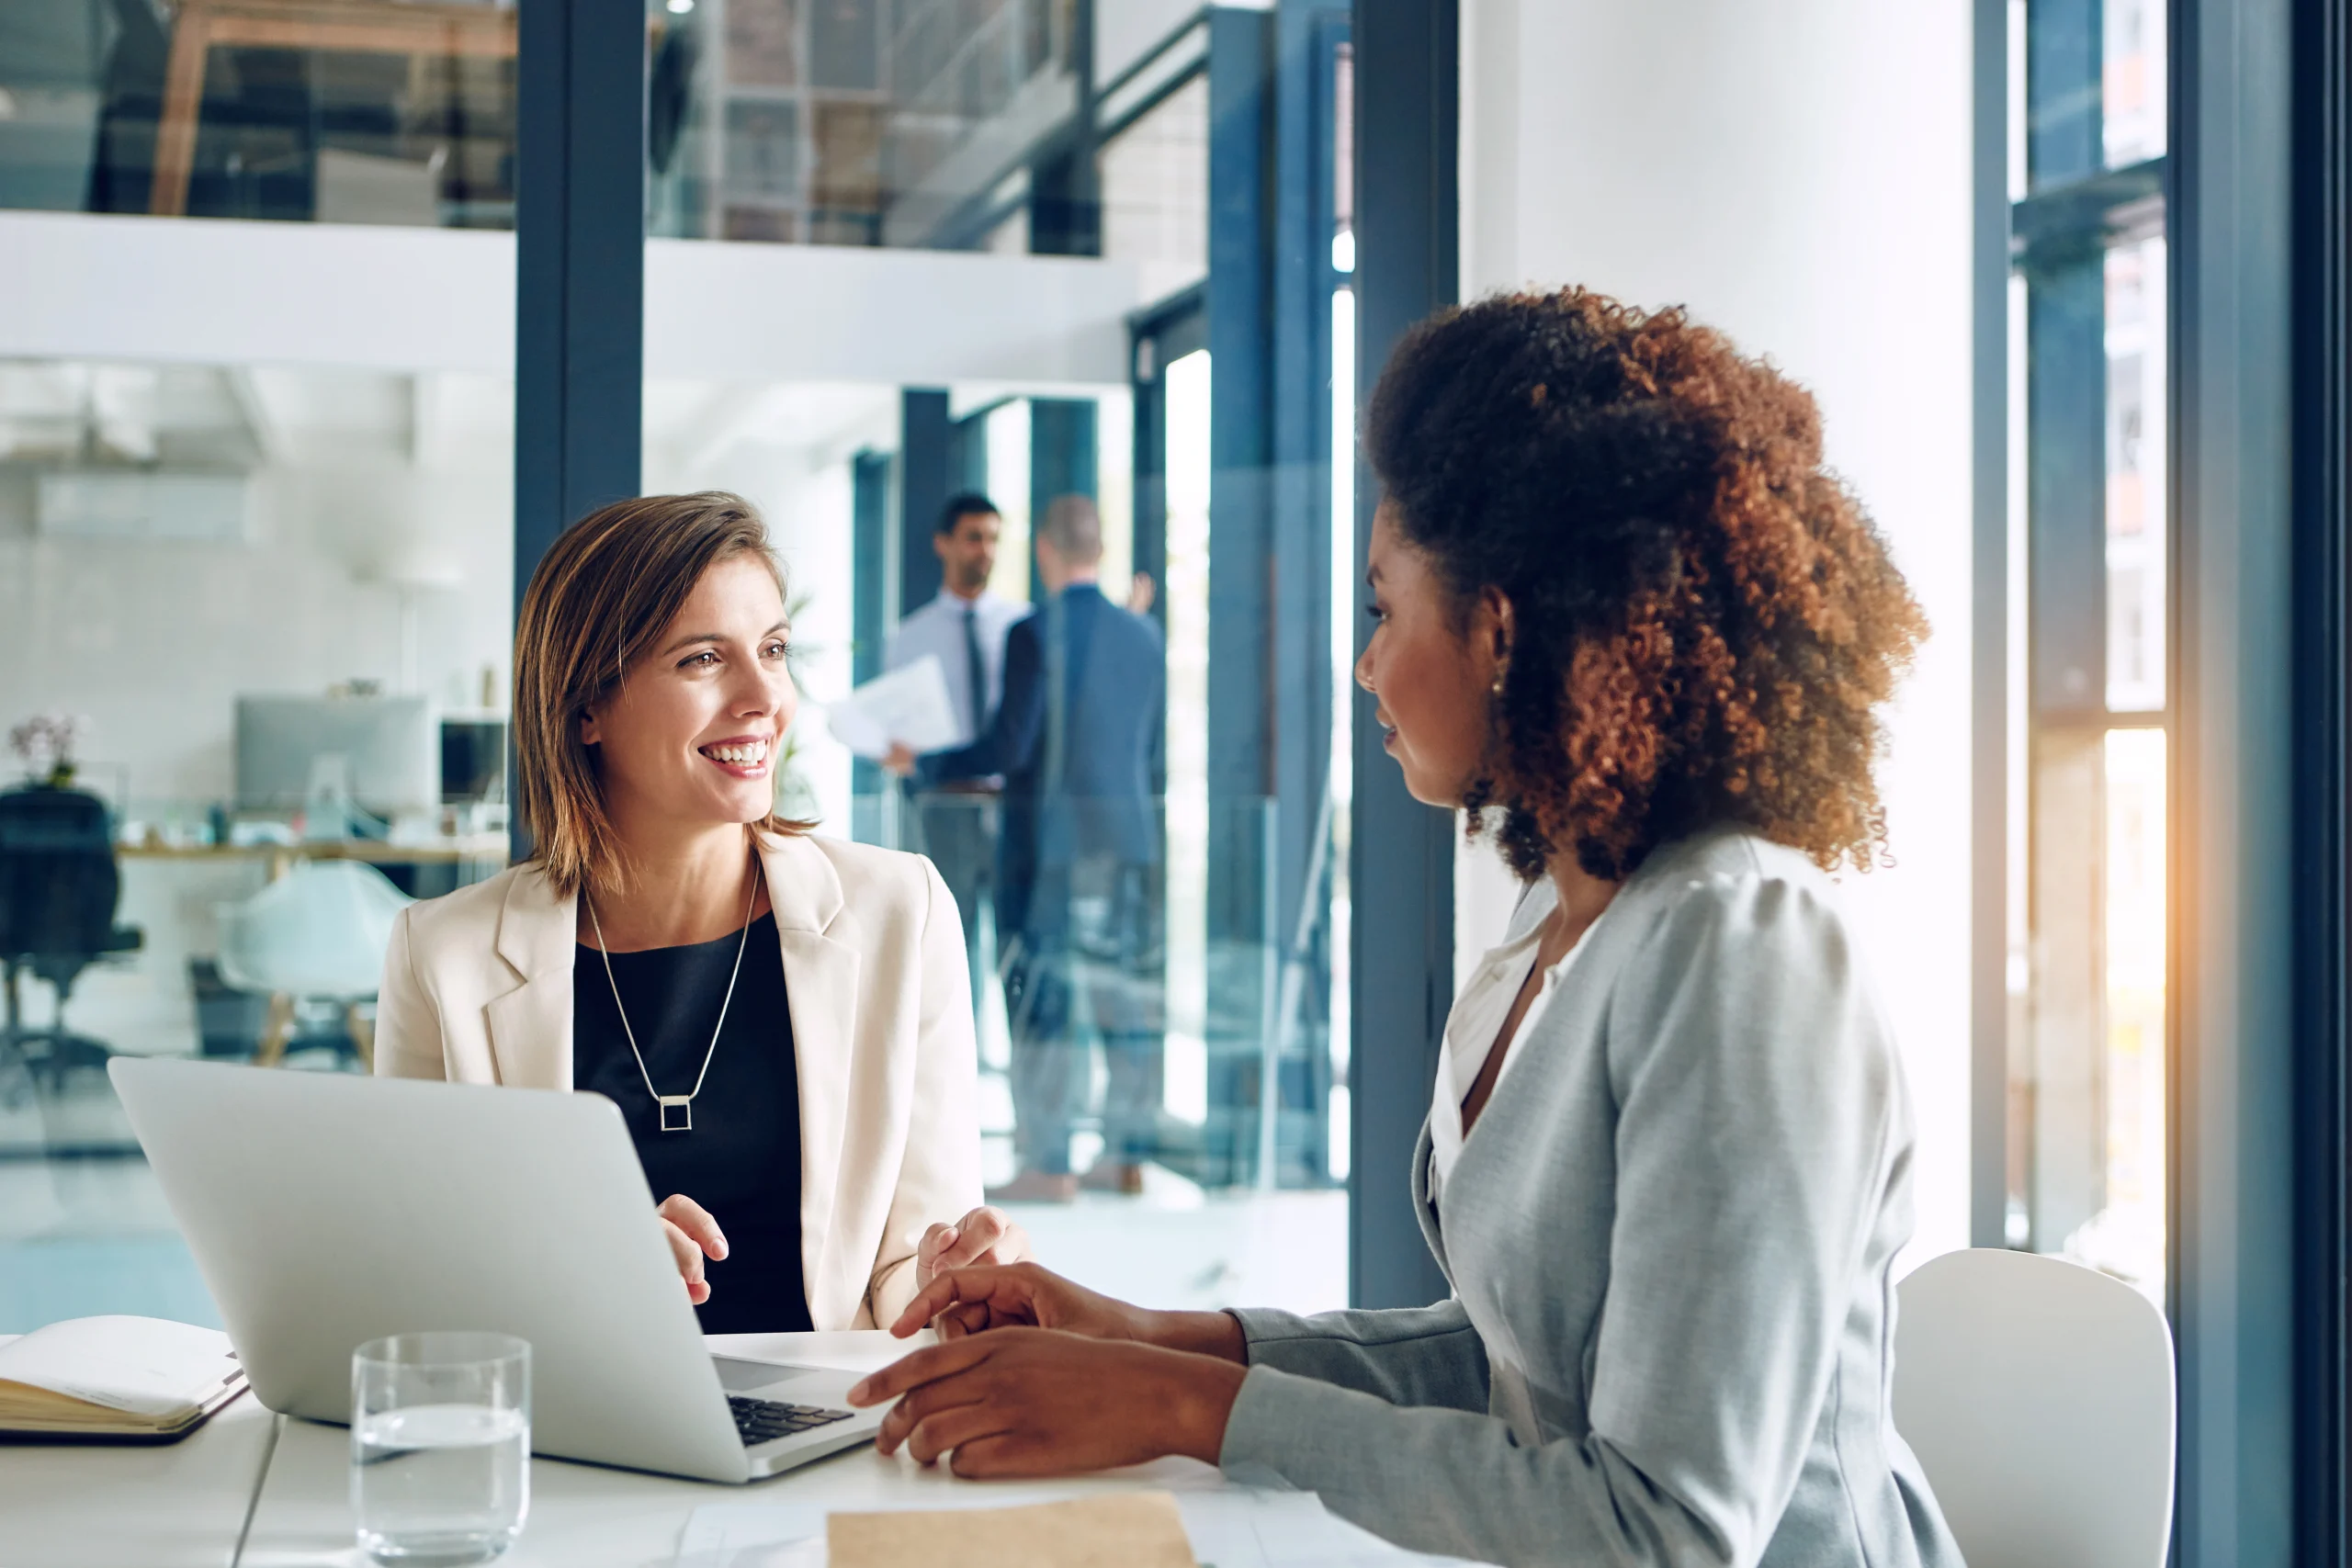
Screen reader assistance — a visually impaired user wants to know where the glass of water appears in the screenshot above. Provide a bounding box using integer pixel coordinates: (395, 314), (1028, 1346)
(351, 1332), (531, 1566)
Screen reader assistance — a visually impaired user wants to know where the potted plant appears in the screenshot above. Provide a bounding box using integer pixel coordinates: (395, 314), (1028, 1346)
(7, 712), (91, 790)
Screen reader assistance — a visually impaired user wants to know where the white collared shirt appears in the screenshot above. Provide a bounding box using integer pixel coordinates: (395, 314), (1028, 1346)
(1429, 892), (1601, 1203)
(884, 588), (1030, 749)
(1428, 888), (1603, 1451)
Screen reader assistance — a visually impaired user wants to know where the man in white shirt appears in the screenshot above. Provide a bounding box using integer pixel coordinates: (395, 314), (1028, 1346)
(883, 493), (1029, 1009)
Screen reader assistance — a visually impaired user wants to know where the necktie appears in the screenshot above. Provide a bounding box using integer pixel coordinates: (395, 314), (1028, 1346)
(962, 603), (987, 742)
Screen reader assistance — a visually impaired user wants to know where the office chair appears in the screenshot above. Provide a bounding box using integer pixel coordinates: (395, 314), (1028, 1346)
(0, 783), (143, 1095)
(215, 859), (411, 1068)
(1893, 1247), (2176, 1568)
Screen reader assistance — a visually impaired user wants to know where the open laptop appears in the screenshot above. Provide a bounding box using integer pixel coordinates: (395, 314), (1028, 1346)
(109, 1057), (887, 1483)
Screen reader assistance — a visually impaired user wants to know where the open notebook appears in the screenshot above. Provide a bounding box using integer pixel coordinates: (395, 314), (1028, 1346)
(0, 1315), (247, 1442)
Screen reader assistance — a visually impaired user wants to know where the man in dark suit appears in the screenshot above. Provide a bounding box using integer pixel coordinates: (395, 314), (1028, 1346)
(922, 495), (1164, 1201)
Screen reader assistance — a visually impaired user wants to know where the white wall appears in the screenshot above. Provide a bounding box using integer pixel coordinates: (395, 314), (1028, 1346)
(0, 448), (511, 807)
(1455, 0), (1976, 1267)
(0, 436), (513, 1058)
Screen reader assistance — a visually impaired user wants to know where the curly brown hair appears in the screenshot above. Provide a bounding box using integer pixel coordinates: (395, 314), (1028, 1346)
(1365, 288), (1926, 883)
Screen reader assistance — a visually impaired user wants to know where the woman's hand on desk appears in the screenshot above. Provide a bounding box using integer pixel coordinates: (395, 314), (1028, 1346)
(845, 1328), (1245, 1476)
(657, 1194), (729, 1305)
(913, 1205), (1031, 1291)
(888, 1262), (1248, 1362)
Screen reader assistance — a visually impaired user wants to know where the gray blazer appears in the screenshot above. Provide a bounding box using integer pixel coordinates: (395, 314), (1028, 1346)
(1218, 829), (1963, 1568)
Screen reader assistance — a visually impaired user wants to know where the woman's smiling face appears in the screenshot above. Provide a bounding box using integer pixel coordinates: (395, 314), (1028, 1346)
(579, 551), (797, 830)
(1356, 502), (1510, 808)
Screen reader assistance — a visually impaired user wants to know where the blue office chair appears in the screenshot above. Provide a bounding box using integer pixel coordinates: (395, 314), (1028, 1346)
(0, 783), (142, 1094)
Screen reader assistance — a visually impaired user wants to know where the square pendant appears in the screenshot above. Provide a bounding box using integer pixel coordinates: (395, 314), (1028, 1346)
(658, 1096), (693, 1134)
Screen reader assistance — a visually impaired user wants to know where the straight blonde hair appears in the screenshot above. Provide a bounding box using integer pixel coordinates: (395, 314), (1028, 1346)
(512, 491), (813, 897)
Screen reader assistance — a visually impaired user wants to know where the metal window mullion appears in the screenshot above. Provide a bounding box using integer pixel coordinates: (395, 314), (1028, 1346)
(1347, 0), (1455, 1311)
(2169, 0), (2300, 1556)
(2289, 0), (2352, 1555)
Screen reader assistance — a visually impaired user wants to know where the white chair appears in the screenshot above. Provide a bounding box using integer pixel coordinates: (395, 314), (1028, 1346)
(215, 859), (413, 1068)
(1894, 1247), (2175, 1568)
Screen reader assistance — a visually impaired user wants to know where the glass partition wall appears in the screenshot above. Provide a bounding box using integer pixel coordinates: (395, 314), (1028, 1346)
(0, 349), (516, 1327)
(639, 2), (1358, 1315)
(0, 1), (1361, 1330)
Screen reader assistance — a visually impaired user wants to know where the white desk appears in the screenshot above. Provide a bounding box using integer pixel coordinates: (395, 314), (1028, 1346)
(236, 1332), (1226, 1568)
(0, 1391), (280, 1568)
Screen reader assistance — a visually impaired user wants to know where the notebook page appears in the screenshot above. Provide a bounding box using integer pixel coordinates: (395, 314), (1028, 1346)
(0, 1316), (240, 1419)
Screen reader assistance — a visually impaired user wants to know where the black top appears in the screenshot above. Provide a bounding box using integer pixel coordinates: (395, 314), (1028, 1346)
(572, 911), (813, 1334)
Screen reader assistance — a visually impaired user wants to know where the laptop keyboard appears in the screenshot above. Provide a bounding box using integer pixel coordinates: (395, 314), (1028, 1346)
(729, 1394), (855, 1447)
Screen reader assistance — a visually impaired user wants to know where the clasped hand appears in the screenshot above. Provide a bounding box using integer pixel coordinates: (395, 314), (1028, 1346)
(844, 1262), (1248, 1477)
(655, 1196), (1031, 1305)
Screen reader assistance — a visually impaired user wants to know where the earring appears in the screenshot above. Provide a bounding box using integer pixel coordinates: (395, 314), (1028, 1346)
(1490, 669), (1507, 696)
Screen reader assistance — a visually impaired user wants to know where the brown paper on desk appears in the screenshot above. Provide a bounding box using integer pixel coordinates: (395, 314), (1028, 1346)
(826, 1491), (1197, 1568)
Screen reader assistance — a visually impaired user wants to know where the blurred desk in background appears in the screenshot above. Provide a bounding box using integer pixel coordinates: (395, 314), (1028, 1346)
(119, 834), (510, 868)
(119, 834), (510, 903)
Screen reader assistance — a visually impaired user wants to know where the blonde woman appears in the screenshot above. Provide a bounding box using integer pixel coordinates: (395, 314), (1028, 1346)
(375, 492), (1025, 1331)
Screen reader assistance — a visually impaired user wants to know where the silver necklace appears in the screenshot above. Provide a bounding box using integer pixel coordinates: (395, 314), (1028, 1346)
(584, 852), (762, 1134)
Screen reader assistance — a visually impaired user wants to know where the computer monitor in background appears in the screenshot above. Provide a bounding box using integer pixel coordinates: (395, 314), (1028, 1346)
(235, 695), (438, 819)
(439, 719), (507, 805)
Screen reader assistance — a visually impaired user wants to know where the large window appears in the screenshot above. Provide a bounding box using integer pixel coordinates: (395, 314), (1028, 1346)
(2005, 0), (2170, 1300)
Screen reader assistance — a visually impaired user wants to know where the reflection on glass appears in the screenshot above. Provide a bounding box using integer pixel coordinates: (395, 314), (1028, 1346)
(1161, 349), (1212, 1132)
(650, 0), (1084, 249)
(2102, 0), (2166, 167)
(2104, 237), (2165, 713)
(723, 97), (803, 206)
(0, 1), (517, 227)
(2092, 727), (2166, 1299)
(1329, 287), (1354, 1185)
(1099, 74), (1208, 299)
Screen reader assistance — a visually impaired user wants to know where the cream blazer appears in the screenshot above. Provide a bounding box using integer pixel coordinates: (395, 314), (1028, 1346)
(372, 830), (983, 1330)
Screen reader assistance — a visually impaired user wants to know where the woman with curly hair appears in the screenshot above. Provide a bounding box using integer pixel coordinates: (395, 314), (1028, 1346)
(842, 289), (1962, 1567)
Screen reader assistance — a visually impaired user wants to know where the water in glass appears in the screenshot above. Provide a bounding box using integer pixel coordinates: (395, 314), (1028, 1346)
(352, 1333), (530, 1566)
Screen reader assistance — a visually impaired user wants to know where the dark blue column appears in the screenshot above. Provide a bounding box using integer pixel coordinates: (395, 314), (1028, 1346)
(949, 410), (989, 497)
(512, 0), (644, 859)
(1348, 0), (1455, 1310)
(2288, 0), (2352, 1543)
(514, 0), (643, 599)
(899, 389), (952, 618)
(1029, 398), (1100, 552)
